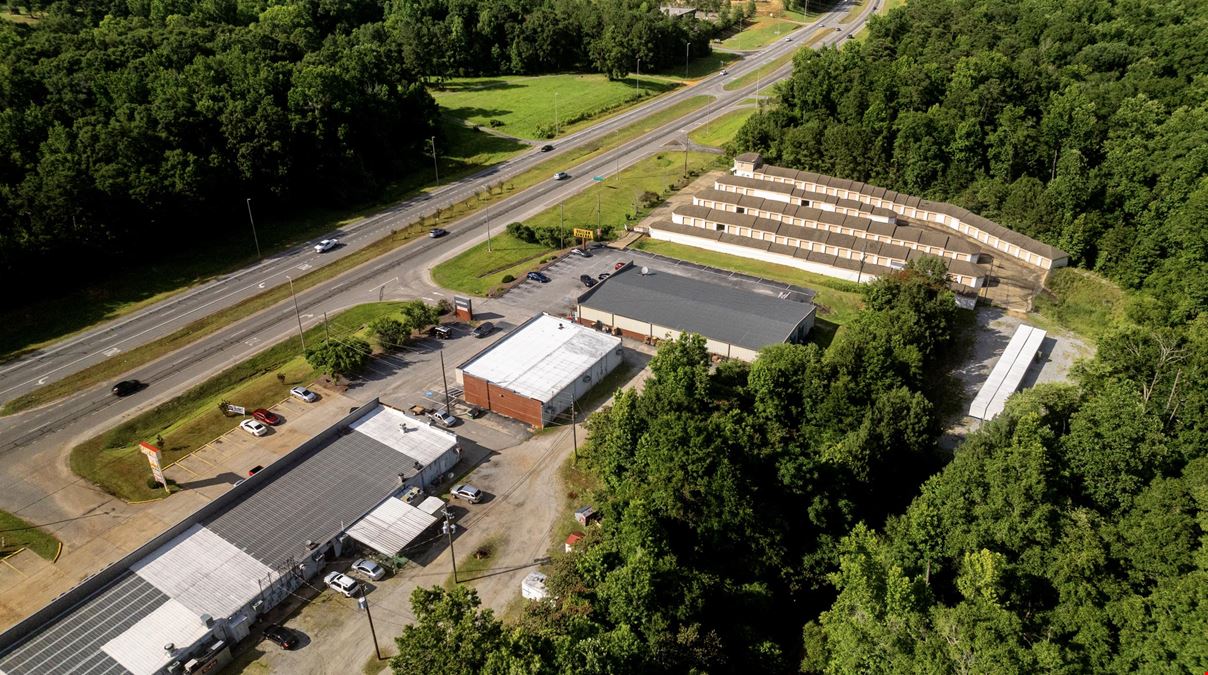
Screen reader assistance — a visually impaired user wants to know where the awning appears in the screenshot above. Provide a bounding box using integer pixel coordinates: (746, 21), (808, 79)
(346, 497), (439, 556)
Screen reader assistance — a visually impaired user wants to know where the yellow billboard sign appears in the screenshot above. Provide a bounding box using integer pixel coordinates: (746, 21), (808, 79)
(572, 228), (595, 240)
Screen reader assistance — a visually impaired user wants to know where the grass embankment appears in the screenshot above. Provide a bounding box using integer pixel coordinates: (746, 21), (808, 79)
(840, 0), (868, 23)
(722, 18), (800, 50)
(69, 303), (406, 502)
(434, 151), (721, 296)
(0, 118), (525, 364)
(632, 239), (865, 327)
(0, 511), (61, 560)
(690, 108), (758, 147)
(5, 98), (715, 415)
(1032, 267), (1126, 339)
(723, 47), (801, 91)
(432, 74), (681, 140)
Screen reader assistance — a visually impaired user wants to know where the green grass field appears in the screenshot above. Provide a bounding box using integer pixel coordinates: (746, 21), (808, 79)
(434, 151), (722, 296)
(721, 18), (799, 50)
(431, 74), (681, 140)
(1031, 267), (1126, 339)
(632, 239), (865, 326)
(690, 108), (758, 147)
(69, 302), (408, 502)
(840, 0), (868, 23)
(0, 510), (60, 560)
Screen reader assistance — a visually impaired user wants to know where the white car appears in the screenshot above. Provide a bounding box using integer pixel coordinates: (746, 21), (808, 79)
(289, 386), (318, 403)
(239, 419), (268, 437)
(428, 409), (458, 428)
(451, 484), (483, 504)
(314, 238), (339, 253)
(323, 571), (360, 597)
(351, 558), (386, 581)
(553, 171), (570, 181)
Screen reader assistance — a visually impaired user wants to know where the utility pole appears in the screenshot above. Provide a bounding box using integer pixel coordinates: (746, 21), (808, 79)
(554, 92), (559, 136)
(428, 137), (439, 183)
(444, 507), (459, 583)
(287, 276), (305, 352)
(597, 192), (601, 231)
(323, 311), (330, 342)
(570, 395), (578, 464)
(635, 59), (641, 94)
(245, 198), (261, 260)
(684, 133), (689, 174)
(486, 216), (493, 252)
(357, 586), (382, 661)
(439, 350), (451, 413)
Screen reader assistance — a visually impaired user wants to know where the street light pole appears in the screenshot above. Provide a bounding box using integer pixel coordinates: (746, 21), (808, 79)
(486, 216), (493, 253)
(444, 507), (459, 583)
(685, 42), (691, 78)
(428, 136), (439, 183)
(245, 198), (261, 260)
(554, 92), (559, 136)
(357, 585), (383, 661)
(286, 276), (305, 353)
(635, 59), (641, 94)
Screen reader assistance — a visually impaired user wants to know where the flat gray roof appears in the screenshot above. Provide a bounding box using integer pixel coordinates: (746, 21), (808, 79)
(578, 265), (814, 351)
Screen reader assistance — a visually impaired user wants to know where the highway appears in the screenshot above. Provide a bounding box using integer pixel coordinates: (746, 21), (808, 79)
(0, 4), (875, 502)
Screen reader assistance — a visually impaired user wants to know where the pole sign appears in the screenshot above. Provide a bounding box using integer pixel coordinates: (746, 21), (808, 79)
(226, 404), (246, 415)
(573, 228), (595, 240)
(139, 442), (170, 494)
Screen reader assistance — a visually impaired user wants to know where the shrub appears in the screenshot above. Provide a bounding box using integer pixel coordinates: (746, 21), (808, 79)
(487, 119), (503, 128)
(502, 274), (515, 283)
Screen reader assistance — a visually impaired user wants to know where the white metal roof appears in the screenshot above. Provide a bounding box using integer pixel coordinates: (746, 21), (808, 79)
(101, 600), (211, 675)
(458, 314), (621, 402)
(348, 405), (459, 464)
(345, 497), (439, 556)
(969, 324), (1047, 420)
(416, 496), (446, 515)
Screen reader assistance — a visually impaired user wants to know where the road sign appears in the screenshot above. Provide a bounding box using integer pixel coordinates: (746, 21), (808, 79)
(573, 228), (595, 240)
(139, 442), (170, 494)
(592, 176), (605, 182)
(225, 404), (246, 415)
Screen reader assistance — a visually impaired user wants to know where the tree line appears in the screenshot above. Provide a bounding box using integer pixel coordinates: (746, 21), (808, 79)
(733, 0), (1208, 321)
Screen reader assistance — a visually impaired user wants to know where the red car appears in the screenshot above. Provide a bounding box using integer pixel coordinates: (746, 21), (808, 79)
(252, 408), (281, 425)
(614, 261), (627, 271)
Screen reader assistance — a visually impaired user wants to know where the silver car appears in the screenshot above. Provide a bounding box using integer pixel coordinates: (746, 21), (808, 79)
(351, 558), (386, 581)
(451, 484), (483, 504)
(289, 386), (318, 402)
(428, 409), (458, 427)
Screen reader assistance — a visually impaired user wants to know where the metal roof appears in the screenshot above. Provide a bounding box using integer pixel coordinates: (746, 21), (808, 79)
(346, 497), (440, 556)
(578, 265), (815, 351)
(458, 314), (621, 402)
(969, 324), (1047, 420)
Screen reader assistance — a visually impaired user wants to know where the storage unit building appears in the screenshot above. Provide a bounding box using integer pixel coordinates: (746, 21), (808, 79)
(456, 314), (623, 429)
(969, 324), (1048, 421)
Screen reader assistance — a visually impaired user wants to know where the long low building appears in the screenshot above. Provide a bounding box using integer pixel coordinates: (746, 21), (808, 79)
(457, 313), (623, 428)
(576, 263), (816, 361)
(969, 324), (1047, 421)
(732, 153), (1069, 270)
(0, 401), (460, 675)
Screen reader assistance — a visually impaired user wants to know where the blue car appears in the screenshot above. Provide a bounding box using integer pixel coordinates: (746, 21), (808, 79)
(527, 271), (551, 283)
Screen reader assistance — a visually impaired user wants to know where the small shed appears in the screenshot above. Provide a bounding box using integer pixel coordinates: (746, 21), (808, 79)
(574, 506), (598, 526)
(521, 572), (549, 600)
(564, 532), (584, 553)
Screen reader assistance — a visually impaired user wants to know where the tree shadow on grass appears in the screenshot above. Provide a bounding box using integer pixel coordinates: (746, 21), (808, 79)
(434, 79), (524, 93)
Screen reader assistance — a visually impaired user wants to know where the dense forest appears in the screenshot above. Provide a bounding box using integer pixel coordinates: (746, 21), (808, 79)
(734, 0), (1208, 320)
(0, 0), (719, 291)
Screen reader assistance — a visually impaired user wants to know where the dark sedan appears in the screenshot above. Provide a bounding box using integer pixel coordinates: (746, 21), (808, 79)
(263, 624), (298, 650)
(111, 379), (141, 397)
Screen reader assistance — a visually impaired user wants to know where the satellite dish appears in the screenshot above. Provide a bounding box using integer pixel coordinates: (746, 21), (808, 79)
(641, 266), (649, 275)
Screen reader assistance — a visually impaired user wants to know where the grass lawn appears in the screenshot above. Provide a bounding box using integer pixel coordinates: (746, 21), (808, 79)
(434, 151), (722, 296)
(1031, 267), (1126, 339)
(0, 510), (60, 560)
(445, 534), (505, 586)
(632, 239), (865, 325)
(721, 18), (799, 50)
(690, 108), (758, 148)
(69, 302), (408, 502)
(1, 9), (40, 24)
(431, 74), (680, 140)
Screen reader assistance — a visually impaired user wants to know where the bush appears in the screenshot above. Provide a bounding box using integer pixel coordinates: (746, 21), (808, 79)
(436, 298), (453, 315)
(487, 119), (503, 128)
(502, 274), (515, 283)
(369, 317), (411, 350)
(305, 338), (371, 378)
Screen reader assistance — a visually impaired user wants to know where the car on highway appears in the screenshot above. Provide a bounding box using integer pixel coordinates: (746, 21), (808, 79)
(451, 484), (483, 504)
(472, 321), (496, 338)
(784, 36), (792, 41)
(314, 238), (339, 253)
(540, 144), (554, 152)
(111, 379), (141, 397)
(428, 409), (458, 428)
(570, 248), (592, 258)
(720, 69), (728, 75)
(527, 271), (551, 283)
(429, 228), (448, 238)
(239, 419), (268, 437)
(351, 558), (386, 581)
(323, 571), (360, 597)
(553, 171), (570, 181)
(252, 408), (281, 425)
(289, 386), (318, 402)
(579, 274), (598, 288)
(262, 624), (298, 650)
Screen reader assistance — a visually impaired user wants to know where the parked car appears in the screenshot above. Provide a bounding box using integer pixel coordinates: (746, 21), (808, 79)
(289, 386), (318, 402)
(579, 274), (597, 288)
(540, 144), (554, 152)
(262, 624), (298, 650)
(324, 571), (360, 597)
(614, 261), (627, 271)
(570, 248), (592, 258)
(239, 419), (268, 437)
(351, 558), (386, 581)
(466, 405), (486, 419)
(247, 465), (264, 477)
(314, 238), (339, 253)
(472, 321), (496, 338)
(433, 325), (453, 339)
(428, 409), (458, 427)
(429, 228), (448, 238)
(111, 379), (141, 397)
(451, 484), (483, 504)
(526, 271), (551, 283)
(252, 408), (281, 425)
(597, 272), (611, 280)
(553, 171), (570, 181)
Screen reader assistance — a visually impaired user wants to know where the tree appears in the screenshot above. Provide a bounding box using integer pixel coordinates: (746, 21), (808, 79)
(369, 317), (412, 350)
(305, 338), (370, 378)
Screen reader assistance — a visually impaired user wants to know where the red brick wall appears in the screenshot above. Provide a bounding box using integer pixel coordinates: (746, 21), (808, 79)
(462, 373), (545, 428)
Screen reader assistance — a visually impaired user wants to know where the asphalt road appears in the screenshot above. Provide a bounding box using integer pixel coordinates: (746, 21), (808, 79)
(0, 3), (874, 476)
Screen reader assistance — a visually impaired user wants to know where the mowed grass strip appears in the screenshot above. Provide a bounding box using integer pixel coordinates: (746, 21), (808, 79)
(1032, 267), (1126, 339)
(431, 74), (680, 140)
(0, 510), (60, 560)
(721, 18), (799, 50)
(723, 47), (802, 91)
(433, 151), (722, 296)
(690, 108), (758, 147)
(69, 303), (405, 502)
(632, 239), (865, 325)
